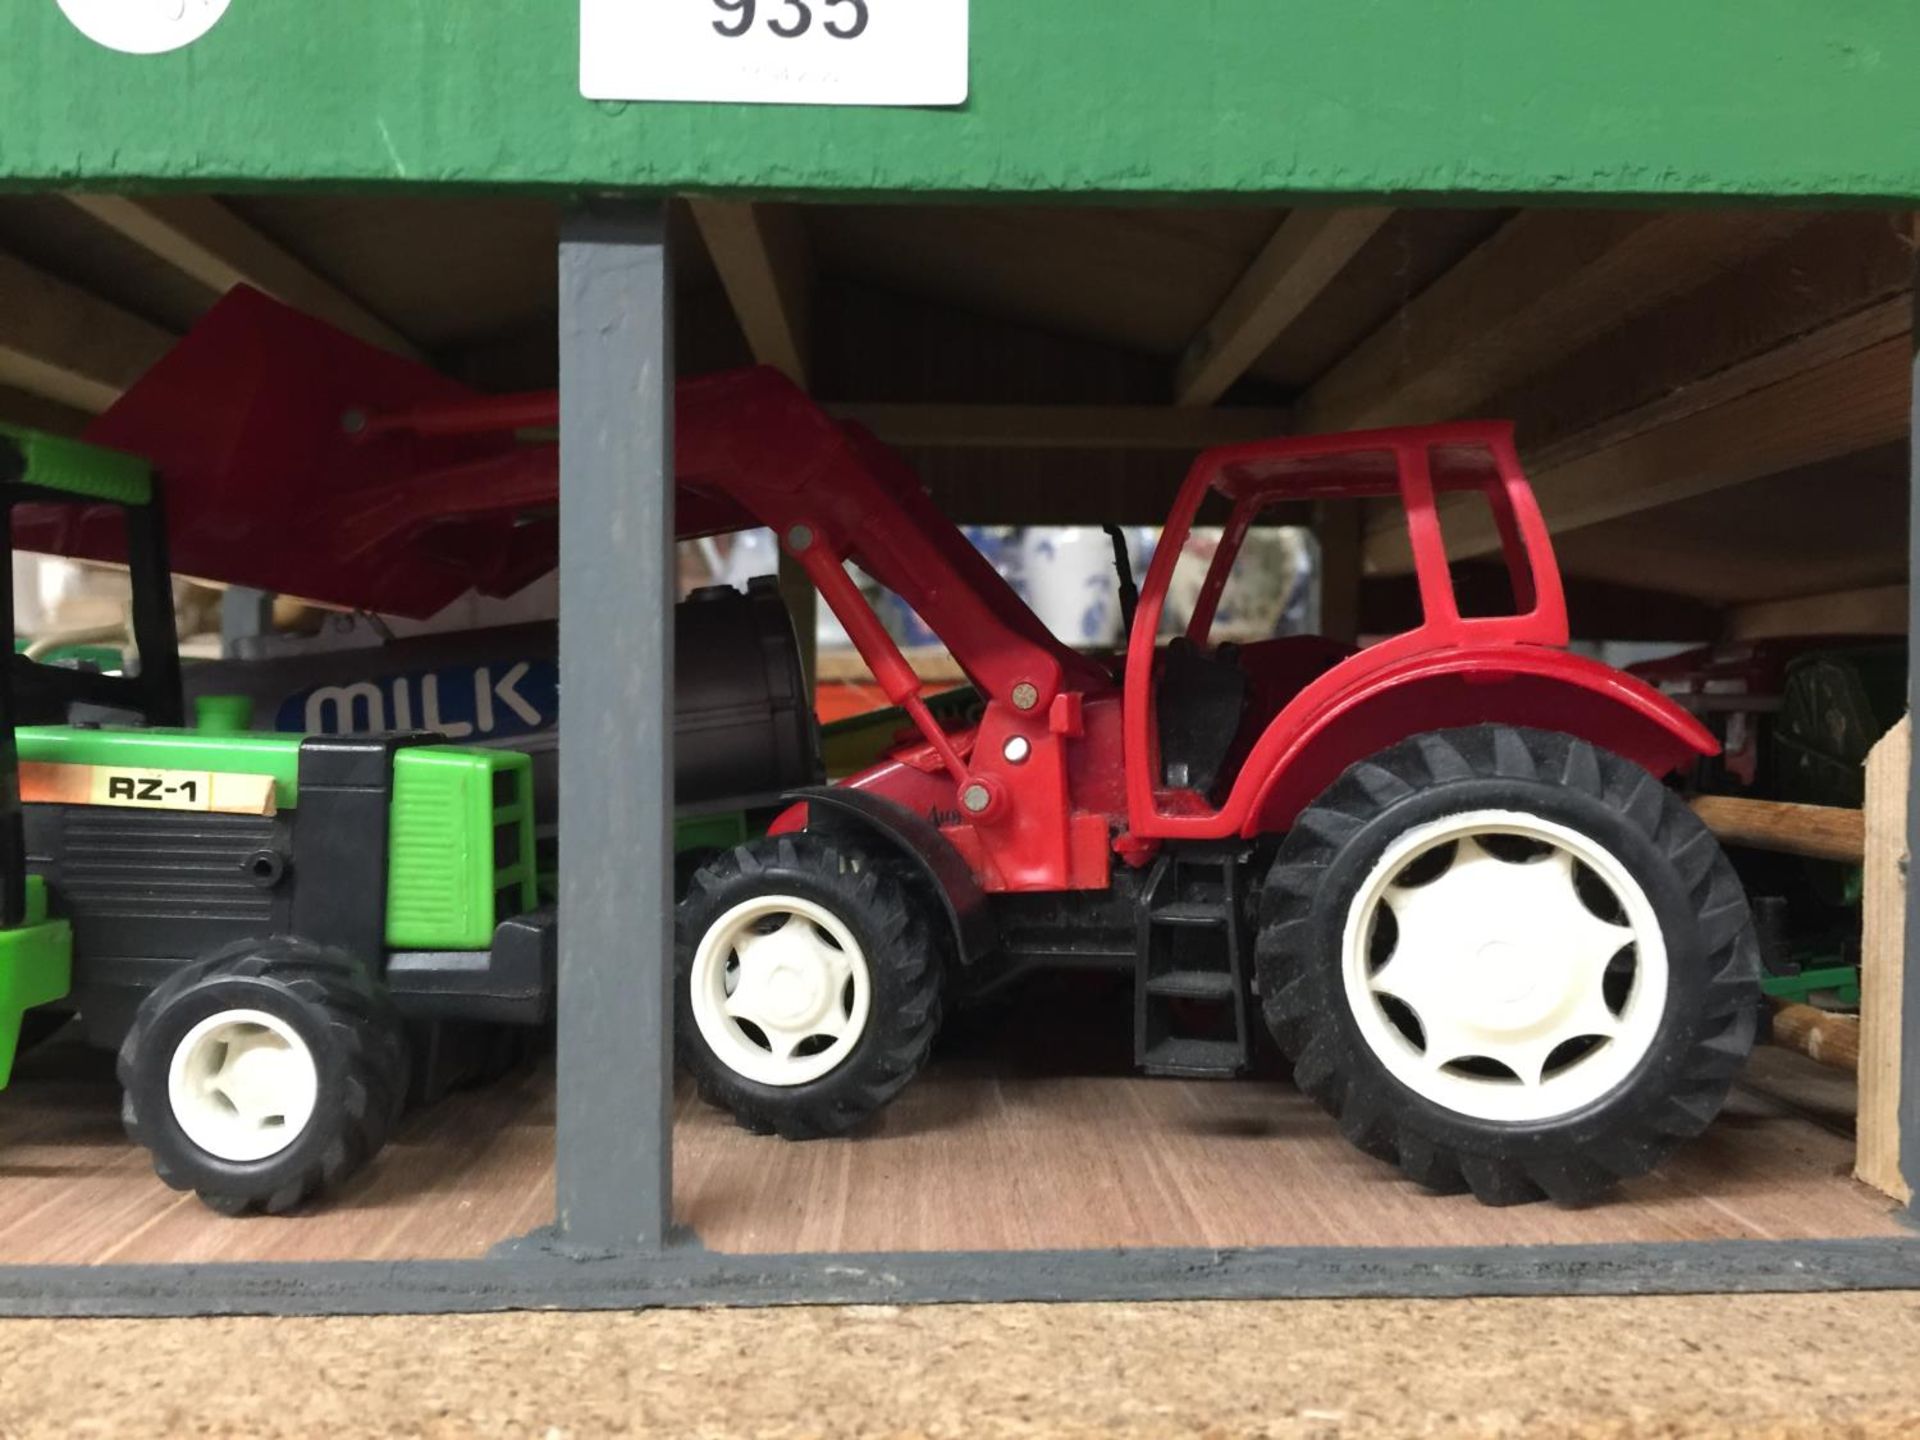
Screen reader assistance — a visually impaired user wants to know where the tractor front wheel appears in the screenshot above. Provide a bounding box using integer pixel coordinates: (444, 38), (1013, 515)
(1258, 724), (1760, 1206)
(676, 833), (942, 1139)
(118, 938), (409, 1215)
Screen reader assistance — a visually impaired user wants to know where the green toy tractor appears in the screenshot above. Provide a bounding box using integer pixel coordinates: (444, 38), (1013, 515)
(0, 427), (556, 1215)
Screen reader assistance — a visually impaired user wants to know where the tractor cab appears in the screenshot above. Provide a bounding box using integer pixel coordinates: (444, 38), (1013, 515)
(0, 422), (196, 1088)
(0, 430), (169, 1082)
(0, 424), (185, 730)
(1122, 422), (1614, 846)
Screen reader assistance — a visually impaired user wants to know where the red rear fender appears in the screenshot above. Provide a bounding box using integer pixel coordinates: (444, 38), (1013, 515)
(1240, 649), (1715, 835)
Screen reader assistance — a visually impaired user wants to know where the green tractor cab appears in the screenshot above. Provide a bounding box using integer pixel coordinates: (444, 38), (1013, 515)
(0, 428), (556, 1214)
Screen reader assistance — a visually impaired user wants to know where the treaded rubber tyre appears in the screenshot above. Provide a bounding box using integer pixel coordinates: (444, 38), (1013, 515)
(1258, 724), (1760, 1206)
(676, 833), (942, 1140)
(118, 937), (410, 1215)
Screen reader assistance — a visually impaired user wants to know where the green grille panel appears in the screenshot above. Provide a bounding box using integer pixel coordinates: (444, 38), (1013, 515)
(0, 425), (152, 505)
(385, 746), (536, 950)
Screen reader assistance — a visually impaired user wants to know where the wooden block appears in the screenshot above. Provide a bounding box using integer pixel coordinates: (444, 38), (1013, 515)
(814, 645), (964, 686)
(1688, 794), (1865, 864)
(1856, 715), (1910, 1202)
(1768, 1001), (1860, 1073)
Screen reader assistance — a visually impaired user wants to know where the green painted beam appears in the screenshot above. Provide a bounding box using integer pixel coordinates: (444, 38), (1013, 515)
(4, 1), (1917, 201)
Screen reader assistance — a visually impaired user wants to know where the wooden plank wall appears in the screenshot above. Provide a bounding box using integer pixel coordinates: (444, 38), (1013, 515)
(1857, 716), (1912, 1202)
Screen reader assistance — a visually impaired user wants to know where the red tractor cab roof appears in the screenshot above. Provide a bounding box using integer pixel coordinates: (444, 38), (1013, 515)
(1156, 419), (1564, 650)
(1203, 420), (1518, 504)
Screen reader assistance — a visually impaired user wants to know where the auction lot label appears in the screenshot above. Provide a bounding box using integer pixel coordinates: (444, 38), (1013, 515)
(582, 0), (967, 106)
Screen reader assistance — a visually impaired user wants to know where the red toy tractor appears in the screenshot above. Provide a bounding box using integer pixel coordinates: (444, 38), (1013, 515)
(672, 414), (1759, 1206)
(68, 291), (1760, 1207)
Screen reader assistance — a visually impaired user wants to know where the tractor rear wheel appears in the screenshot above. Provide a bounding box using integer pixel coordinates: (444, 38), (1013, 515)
(1257, 724), (1759, 1206)
(676, 833), (942, 1139)
(118, 938), (409, 1215)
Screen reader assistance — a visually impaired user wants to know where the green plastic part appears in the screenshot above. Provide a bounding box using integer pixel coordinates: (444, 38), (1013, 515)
(0, 876), (73, 1090)
(821, 685), (980, 779)
(15, 726), (303, 807)
(0, 425), (152, 506)
(1761, 964), (1863, 1007)
(675, 809), (751, 855)
(14, 641), (125, 671)
(1774, 645), (1907, 910)
(542, 801), (751, 901)
(385, 746), (536, 951)
(193, 694), (256, 733)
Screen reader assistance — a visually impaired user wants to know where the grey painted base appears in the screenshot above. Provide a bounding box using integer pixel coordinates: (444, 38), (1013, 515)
(6, 1236), (1920, 1318)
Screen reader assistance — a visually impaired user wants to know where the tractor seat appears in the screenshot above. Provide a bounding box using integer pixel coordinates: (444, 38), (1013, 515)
(1156, 637), (1248, 797)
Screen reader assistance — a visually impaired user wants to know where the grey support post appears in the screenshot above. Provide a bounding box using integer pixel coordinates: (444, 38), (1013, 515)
(554, 202), (677, 1251)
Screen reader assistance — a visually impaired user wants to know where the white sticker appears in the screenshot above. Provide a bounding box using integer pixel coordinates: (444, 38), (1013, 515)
(56, 0), (231, 55)
(581, 0), (967, 107)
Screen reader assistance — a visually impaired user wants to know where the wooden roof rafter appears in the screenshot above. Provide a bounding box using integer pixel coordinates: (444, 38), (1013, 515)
(1174, 208), (1393, 407)
(689, 199), (814, 387)
(0, 247), (173, 413)
(1363, 314), (1910, 572)
(1295, 209), (1809, 436)
(65, 194), (421, 361)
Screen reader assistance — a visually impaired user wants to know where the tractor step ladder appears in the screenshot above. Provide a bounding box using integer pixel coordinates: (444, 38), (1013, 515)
(1134, 845), (1253, 1078)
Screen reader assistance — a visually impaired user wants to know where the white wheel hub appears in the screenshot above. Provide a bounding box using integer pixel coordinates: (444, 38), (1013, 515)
(1341, 808), (1669, 1124)
(166, 1008), (320, 1163)
(691, 895), (873, 1087)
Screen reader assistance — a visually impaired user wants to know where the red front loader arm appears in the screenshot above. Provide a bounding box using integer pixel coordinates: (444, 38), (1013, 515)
(36, 288), (1099, 700)
(35, 288), (1108, 870)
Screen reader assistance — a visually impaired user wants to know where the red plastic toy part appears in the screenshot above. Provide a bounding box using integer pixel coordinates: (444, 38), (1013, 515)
(37, 290), (1112, 871)
(1119, 423), (1713, 846)
(51, 289), (1105, 709)
(45, 289), (1716, 900)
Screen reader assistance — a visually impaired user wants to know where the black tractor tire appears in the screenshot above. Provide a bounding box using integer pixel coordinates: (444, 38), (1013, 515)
(1257, 724), (1760, 1206)
(676, 833), (942, 1140)
(118, 937), (410, 1215)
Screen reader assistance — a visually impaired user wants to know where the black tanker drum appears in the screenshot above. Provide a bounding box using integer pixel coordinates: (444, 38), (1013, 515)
(181, 575), (823, 836)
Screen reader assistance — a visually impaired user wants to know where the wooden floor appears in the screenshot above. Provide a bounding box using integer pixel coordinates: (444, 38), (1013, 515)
(677, 1020), (1904, 1253)
(0, 984), (1901, 1265)
(0, 1037), (556, 1265)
